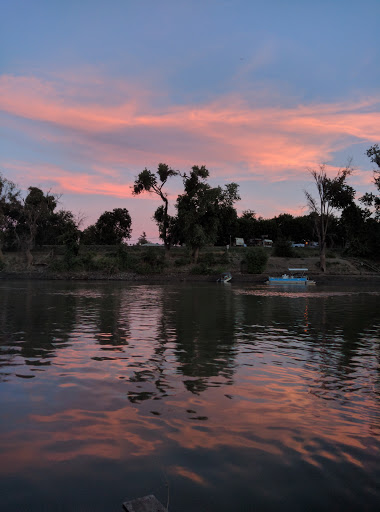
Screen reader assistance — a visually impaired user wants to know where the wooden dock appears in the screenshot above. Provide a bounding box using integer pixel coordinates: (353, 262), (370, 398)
(123, 494), (167, 512)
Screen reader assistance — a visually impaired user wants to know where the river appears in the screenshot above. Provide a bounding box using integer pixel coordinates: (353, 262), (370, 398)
(0, 280), (379, 511)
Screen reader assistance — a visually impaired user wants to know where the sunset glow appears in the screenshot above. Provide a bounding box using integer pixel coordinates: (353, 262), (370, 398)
(1, 1), (379, 239)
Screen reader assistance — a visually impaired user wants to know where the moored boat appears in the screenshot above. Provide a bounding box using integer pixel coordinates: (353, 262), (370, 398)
(266, 268), (315, 285)
(217, 272), (232, 283)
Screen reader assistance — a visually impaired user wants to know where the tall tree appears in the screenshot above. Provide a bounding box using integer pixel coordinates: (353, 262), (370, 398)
(0, 173), (21, 260)
(132, 163), (179, 251)
(360, 144), (380, 219)
(82, 208), (132, 245)
(175, 165), (240, 262)
(304, 163), (354, 272)
(137, 231), (150, 245)
(215, 182), (240, 246)
(237, 210), (257, 243)
(15, 187), (57, 267)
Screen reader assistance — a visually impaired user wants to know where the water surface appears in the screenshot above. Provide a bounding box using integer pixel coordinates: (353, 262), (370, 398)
(0, 280), (379, 511)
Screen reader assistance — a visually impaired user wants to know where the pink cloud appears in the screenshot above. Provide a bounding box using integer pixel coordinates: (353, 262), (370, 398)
(4, 161), (139, 199)
(1, 72), (379, 209)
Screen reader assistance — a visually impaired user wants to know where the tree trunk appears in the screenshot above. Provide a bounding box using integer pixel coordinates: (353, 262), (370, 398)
(192, 246), (200, 263)
(319, 244), (326, 272)
(24, 247), (33, 268)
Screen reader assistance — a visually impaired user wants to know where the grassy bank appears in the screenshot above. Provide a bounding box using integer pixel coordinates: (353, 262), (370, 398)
(0, 245), (379, 281)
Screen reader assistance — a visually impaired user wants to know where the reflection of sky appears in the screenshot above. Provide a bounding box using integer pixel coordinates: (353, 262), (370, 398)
(1, 1), (380, 240)
(0, 282), (379, 510)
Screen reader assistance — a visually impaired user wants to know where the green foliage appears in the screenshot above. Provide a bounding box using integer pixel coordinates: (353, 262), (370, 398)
(273, 239), (295, 258)
(134, 249), (165, 274)
(14, 187), (58, 253)
(92, 256), (119, 274)
(117, 245), (137, 270)
(0, 173), (21, 250)
(174, 166), (240, 259)
(305, 163), (355, 272)
(199, 252), (217, 266)
(244, 247), (268, 274)
(190, 263), (212, 274)
(174, 256), (192, 266)
(36, 209), (80, 248)
(96, 208), (132, 244)
(0, 258), (5, 271)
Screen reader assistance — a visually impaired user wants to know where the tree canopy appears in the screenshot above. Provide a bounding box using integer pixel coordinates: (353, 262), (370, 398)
(82, 208), (132, 245)
(174, 165), (240, 261)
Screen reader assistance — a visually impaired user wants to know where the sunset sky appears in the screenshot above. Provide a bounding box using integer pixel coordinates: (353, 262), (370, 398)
(1, 0), (379, 242)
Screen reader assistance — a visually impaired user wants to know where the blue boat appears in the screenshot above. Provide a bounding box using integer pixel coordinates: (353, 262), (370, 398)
(266, 268), (315, 285)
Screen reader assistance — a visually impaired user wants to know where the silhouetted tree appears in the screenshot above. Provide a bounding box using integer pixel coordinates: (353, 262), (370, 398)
(360, 144), (380, 220)
(304, 163), (355, 271)
(82, 208), (132, 245)
(15, 187), (58, 267)
(175, 166), (240, 262)
(137, 231), (150, 245)
(0, 173), (21, 259)
(133, 163), (179, 251)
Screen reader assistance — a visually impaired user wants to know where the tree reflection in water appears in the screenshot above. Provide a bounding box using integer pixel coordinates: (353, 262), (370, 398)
(0, 281), (379, 512)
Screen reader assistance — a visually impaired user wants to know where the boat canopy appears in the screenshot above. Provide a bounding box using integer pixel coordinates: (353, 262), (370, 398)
(288, 268), (308, 272)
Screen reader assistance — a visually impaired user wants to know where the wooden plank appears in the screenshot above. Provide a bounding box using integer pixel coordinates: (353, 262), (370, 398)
(123, 494), (167, 512)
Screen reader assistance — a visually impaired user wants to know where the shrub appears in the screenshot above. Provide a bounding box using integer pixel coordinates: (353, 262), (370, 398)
(91, 256), (119, 274)
(49, 258), (69, 272)
(0, 259), (6, 271)
(200, 252), (216, 266)
(134, 249), (165, 274)
(174, 256), (191, 266)
(244, 247), (268, 274)
(117, 245), (137, 270)
(190, 263), (212, 275)
(217, 251), (230, 264)
(273, 239), (295, 258)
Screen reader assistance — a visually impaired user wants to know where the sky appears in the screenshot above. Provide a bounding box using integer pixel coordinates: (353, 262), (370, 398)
(1, 0), (379, 243)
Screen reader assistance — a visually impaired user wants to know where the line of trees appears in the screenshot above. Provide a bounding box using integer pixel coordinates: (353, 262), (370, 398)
(0, 145), (379, 270)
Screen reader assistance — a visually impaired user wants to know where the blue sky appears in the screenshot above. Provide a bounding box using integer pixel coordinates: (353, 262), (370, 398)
(1, 0), (379, 241)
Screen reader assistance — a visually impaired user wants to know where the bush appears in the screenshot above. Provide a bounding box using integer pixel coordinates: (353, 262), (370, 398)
(174, 256), (192, 266)
(0, 259), (5, 271)
(117, 245), (137, 270)
(190, 263), (212, 275)
(92, 256), (119, 274)
(200, 252), (217, 266)
(218, 251), (230, 264)
(134, 249), (165, 274)
(273, 239), (295, 258)
(244, 247), (268, 274)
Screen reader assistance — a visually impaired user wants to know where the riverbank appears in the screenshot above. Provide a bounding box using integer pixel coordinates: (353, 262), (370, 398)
(1, 248), (379, 284)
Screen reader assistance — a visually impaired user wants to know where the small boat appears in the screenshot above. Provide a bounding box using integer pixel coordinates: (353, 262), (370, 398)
(266, 268), (315, 285)
(217, 272), (232, 283)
